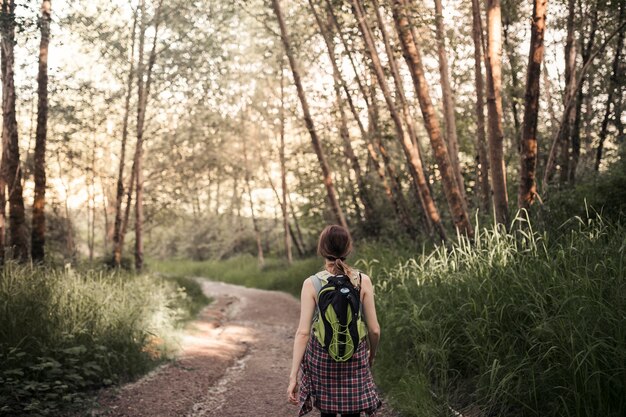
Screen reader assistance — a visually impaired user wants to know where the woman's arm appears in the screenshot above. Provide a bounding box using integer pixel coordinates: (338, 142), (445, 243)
(287, 277), (317, 404)
(360, 274), (381, 366)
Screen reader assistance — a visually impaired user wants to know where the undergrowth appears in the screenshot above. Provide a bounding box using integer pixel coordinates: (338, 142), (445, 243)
(0, 267), (209, 416)
(369, 214), (625, 417)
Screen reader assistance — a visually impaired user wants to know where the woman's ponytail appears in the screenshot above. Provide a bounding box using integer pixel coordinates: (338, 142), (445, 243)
(317, 225), (353, 276)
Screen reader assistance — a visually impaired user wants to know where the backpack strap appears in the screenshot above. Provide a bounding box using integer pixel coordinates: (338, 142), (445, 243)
(311, 273), (323, 294)
(359, 271), (365, 320)
(310, 273), (323, 324)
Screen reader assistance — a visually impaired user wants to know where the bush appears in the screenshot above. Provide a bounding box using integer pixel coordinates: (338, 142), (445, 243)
(0, 266), (209, 416)
(370, 215), (625, 417)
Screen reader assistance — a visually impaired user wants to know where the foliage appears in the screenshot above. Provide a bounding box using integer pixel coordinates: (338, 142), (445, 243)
(368, 215), (625, 417)
(539, 158), (626, 228)
(0, 266), (210, 416)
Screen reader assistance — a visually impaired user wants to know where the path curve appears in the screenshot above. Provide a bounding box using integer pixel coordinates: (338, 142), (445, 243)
(90, 280), (398, 417)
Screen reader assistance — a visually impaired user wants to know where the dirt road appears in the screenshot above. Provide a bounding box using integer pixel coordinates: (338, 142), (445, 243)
(90, 280), (397, 417)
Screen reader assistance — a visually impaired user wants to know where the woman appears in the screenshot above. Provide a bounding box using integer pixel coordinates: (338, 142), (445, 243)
(287, 225), (382, 417)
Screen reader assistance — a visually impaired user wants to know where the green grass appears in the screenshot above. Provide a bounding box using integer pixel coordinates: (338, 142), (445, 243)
(151, 212), (625, 417)
(0, 266), (210, 416)
(151, 237), (421, 298)
(152, 255), (322, 297)
(370, 215), (625, 417)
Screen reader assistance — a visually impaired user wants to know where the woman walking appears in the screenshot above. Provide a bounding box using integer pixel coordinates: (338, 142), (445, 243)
(287, 225), (382, 416)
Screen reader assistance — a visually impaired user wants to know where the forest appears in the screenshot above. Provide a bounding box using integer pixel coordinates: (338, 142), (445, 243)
(0, 0), (624, 416)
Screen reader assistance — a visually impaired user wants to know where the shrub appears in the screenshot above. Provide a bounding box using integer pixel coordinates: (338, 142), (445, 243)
(0, 266), (209, 416)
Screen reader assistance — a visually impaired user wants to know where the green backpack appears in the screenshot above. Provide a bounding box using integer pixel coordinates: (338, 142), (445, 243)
(311, 271), (367, 362)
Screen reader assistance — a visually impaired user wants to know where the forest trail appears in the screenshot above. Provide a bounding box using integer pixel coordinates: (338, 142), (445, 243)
(90, 280), (399, 417)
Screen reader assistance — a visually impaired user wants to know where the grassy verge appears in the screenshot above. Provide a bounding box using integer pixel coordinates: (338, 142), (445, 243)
(152, 255), (322, 297)
(150, 237), (420, 298)
(370, 216), (625, 417)
(152, 215), (624, 416)
(0, 266), (209, 416)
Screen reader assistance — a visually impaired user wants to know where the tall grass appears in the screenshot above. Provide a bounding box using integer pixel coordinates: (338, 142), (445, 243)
(0, 266), (209, 416)
(371, 215), (625, 417)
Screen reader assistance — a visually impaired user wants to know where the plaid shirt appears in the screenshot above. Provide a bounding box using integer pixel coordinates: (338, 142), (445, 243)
(298, 336), (382, 416)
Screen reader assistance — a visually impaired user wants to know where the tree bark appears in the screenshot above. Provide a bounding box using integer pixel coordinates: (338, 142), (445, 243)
(471, 0), (491, 212)
(354, 0), (446, 240)
(242, 129), (264, 268)
(325, 2), (400, 218)
(31, 0), (51, 263)
(112, 6), (138, 268)
(287, 192), (306, 253)
(544, 19), (626, 187)
(484, 0), (510, 225)
(279, 64), (292, 264)
(502, 18), (523, 152)
(134, 0), (163, 272)
(596, 2), (625, 171)
(87, 138), (96, 262)
(308, 0), (374, 225)
(569, 1), (597, 183)
(1, 0), (29, 261)
(369, 0), (432, 228)
(271, 0), (349, 234)
(368, 76), (416, 234)
(433, 0), (466, 202)
(391, 0), (473, 236)
(546, 0), (577, 185)
(518, 0), (548, 210)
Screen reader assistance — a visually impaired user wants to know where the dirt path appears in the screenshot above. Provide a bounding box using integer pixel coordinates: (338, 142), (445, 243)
(89, 280), (398, 417)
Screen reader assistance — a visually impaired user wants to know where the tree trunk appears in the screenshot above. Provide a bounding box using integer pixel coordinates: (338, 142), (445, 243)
(279, 65), (292, 264)
(518, 0), (548, 210)
(287, 191), (306, 253)
(1, 0), (28, 261)
(31, 0), (51, 263)
(214, 176), (221, 214)
(87, 139), (95, 262)
(484, 0), (510, 226)
(113, 6), (138, 268)
(325, 1), (399, 217)
(546, 0), (576, 185)
(133, 0), (163, 272)
(0, 166), (4, 264)
(309, 0), (374, 225)
(502, 18), (523, 152)
(542, 61), (560, 131)
(271, 0), (349, 234)
(471, 0), (491, 212)
(434, 0), (466, 202)
(353, 0), (445, 239)
(133, 0), (147, 272)
(242, 130), (264, 268)
(391, 0), (473, 236)
(369, 0), (433, 231)
(544, 14), (625, 187)
(101, 178), (111, 255)
(368, 76), (416, 234)
(569, 1), (597, 183)
(596, 2), (625, 171)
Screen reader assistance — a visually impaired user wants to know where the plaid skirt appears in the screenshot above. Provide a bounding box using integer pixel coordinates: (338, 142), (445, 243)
(298, 336), (382, 416)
